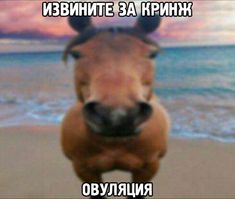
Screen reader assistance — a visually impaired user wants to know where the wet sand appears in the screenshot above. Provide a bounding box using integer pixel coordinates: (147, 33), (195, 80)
(0, 125), (235, 198)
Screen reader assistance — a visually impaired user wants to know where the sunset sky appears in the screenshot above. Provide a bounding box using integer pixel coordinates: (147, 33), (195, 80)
(0, 0), (235, 52)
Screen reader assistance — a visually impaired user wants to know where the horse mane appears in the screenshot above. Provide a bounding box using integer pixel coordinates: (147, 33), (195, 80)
(62, 27), (160, 63)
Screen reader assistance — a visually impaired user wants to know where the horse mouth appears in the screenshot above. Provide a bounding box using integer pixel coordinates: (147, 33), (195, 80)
(86, 122), (142, 138)
(102, 127), (142, 137)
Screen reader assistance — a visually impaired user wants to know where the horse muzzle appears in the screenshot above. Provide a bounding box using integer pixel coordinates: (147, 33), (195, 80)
(82, 101), (153, 137)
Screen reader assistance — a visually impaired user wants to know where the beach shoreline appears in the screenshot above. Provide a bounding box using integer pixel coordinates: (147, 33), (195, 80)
(0, 125), (235, 198)
(1, 47), (235, 142)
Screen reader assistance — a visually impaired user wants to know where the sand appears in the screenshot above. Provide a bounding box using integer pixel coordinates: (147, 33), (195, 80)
(0, 125), (235, 199)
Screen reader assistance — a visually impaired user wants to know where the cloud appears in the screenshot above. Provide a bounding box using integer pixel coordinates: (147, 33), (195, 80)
(0, 0), (235, 46)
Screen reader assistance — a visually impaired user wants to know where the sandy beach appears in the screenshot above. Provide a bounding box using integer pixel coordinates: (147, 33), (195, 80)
(0, 125), (235, 198)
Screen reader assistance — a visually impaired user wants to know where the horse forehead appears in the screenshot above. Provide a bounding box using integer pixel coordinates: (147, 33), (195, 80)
(81, 32), (149, 53)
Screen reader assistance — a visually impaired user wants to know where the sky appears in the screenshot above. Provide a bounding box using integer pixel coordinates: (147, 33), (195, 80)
(0, 0), (235, 52)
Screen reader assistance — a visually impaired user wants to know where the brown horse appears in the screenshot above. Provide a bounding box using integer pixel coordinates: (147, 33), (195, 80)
(61, 16), (170, 199)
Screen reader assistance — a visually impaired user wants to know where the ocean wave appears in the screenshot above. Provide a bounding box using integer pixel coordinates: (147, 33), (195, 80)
(0, 95), (235, 142)
(164, 97), (235, 143)
(1, 46), (235, 142)
(0, 96), (75, 126)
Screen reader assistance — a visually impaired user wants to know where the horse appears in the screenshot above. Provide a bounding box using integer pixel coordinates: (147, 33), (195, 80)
(61, 15), (170, 199)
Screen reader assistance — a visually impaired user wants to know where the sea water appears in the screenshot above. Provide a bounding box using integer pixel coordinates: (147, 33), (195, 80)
(0, 45), (234, 142)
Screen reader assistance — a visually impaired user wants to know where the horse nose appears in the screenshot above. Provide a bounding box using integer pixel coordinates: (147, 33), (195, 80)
(110, 102), (152, 128)
(83, 102), (130, 128)
(83, 101), (110, 128)
(83, 101), (152, 130)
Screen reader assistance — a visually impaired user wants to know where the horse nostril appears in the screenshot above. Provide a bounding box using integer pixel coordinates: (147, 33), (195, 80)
(83, 101), (110, 126)
(83, 102), (103, 125)
(134, 102), (153, 126)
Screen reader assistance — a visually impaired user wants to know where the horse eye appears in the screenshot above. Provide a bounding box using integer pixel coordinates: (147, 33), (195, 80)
(148, 51), (158, 59)
(70, 51), (82, 59)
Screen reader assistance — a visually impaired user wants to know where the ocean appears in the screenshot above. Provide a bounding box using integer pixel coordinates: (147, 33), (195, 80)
(0, 45), (235, 142)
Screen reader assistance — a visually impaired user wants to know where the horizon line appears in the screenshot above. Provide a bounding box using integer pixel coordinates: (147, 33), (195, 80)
(0, 43), (235, 54)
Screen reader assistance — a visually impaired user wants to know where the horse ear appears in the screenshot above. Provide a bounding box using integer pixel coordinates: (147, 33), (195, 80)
(68, 16), (92, 33)
(135, 15), (161, 34)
